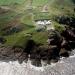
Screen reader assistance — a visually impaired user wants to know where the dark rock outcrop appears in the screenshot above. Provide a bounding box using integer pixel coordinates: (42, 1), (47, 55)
(47, 30), (62, 46)
(59, 48), (69, 57)
(61, 38), (71, 51)
(24, 39), (36, 54)
(61, 28), (75, 41)
(0, 36), (6, 44)
(55, 16), (75, 28)
(30, 45), (60, 62)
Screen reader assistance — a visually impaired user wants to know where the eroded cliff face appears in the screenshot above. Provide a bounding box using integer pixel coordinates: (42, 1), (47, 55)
(0, 25), (75, 66)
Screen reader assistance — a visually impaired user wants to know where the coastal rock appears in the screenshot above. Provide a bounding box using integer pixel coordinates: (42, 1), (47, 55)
(48, 30), (62, 46)
(59, 48), (69, 57)
(61, 38), (71, 51)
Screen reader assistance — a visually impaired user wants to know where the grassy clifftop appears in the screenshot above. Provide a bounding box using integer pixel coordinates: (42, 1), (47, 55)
(0, 0), (75, 47)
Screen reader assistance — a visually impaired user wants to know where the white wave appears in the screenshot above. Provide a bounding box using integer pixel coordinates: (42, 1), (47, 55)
(27, 59), (44, 71)
(69, 54), (75, 58)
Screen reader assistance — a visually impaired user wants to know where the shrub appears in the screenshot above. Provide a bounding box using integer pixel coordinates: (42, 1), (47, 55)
(54, 23), (66, 33)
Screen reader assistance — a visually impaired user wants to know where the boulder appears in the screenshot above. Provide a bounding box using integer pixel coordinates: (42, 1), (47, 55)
(59, 48), (69, 57)
(69, 41), (75, 49)
(31, 59), (42, 67)
(61, 38), (71, 51)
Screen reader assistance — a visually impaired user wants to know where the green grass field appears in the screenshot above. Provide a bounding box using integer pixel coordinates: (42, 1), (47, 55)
(0, 0), (26, 5)
(0, 0), (75, 47)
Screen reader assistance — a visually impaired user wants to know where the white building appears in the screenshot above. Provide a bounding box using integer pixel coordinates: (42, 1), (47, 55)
(35, 20), (54, 30)
(35, 20), (52, 26)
